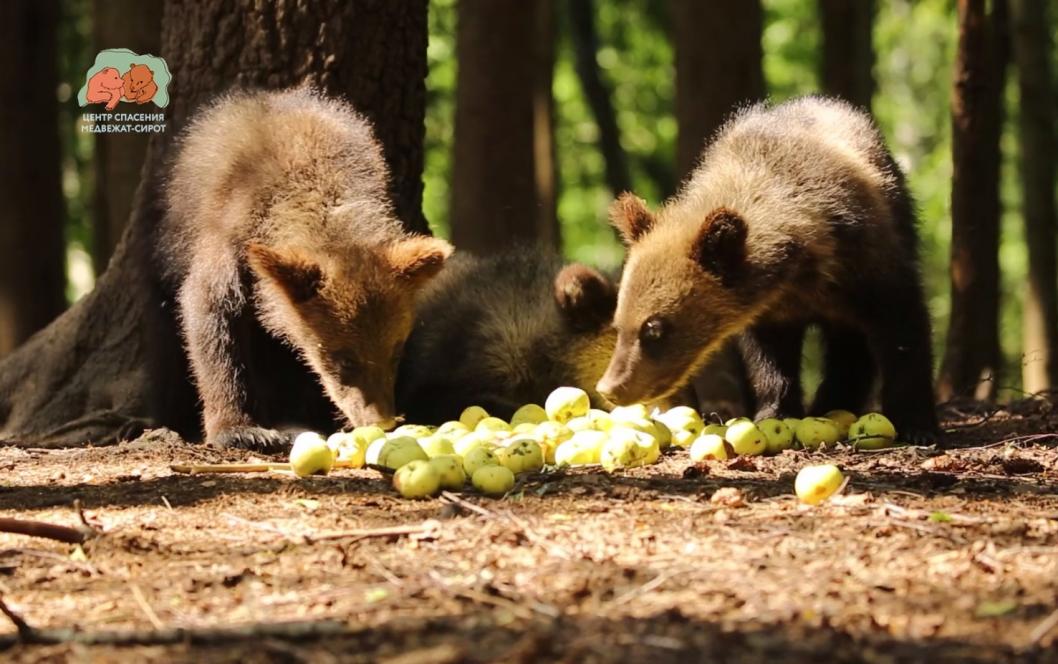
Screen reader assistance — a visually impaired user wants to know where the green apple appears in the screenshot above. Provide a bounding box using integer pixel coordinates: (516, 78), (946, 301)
(499, 438), (545, 474)
(782, 417), (802, 433)
(601, 427), (660, 471)
(701, 423), (727, 438)
(609, 404), (650, 422)
(724, 420), (767, 456)
(588, 408), (614, 431)
(475, 416), (511, 434)
(795, 464), (845, 505)
(534, 421), (573, 464)
(428, 455), (466, 491)
(653, 406), (704, 437)
(378, 436), (428, 470)
(365, 437), (388, 465)
(289, 432), (334, 477)
(459, 405), (490, 429)
(671, 428), (697, 448)
(392, 424), (435, 439)
(823, 410), (858, 438)
(454, 431), (494, 456)
(393, 459), (442, 499)
(462, 446), (500, 477)
(512, 422), (538, 435)
(419, 434), (457, 458)
(436, 420), (471, 437)
(510, 403), (548, 426)
(326, 432), (366, 468)
(566, 416), (596, 432)
(725, 416), (751, 426)
(472, 465), (515, 496)
(554, 430), (606, 466)
(757, 418), (794, 454)
(795, 418), (841, 450)
(689, 433), (729, 462)
(848, 413), (897, 450)
(545, 386), (591, 423)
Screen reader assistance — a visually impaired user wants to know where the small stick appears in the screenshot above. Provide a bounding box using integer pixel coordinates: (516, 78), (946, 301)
(0, 618), (348, 647)
(1030, 608), (1058, 647)
(170, 463), (290, 474)
(309, 519), (441, 543)
(0, 595), (34, 641)
(439, 492), (495, 518)
(129, 584), (164, 630)
(0, 517), (95, 544)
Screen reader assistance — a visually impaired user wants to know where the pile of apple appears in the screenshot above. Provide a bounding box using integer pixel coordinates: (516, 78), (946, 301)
(288, 385), (900, 501)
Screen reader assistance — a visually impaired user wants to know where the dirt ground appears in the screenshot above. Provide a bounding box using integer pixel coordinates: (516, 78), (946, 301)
(2, 400), (1058, 663)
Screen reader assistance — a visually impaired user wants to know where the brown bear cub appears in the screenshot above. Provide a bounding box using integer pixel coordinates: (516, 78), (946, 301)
(598, 96), (939, 443)
(161, 88), (452, 451)
(396, 249), (617, 423)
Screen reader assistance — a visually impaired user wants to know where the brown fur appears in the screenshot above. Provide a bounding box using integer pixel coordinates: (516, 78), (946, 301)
(396, 249), (617, 423)
(599, 97), (938, 442)
(160, 88), (452, 450)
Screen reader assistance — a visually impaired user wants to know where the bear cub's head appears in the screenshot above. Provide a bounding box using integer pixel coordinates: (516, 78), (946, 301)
(247, 235), (452, 429)
(597, 193), (755, 406)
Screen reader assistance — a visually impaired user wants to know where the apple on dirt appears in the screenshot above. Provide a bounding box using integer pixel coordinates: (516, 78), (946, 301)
(757, 418), (794, 455)
(794, 464), (845, 505)
(419, 434), (457, 458)
(823, 410), (858, 438)
(499, 438), (545, 474)
(554, 430), (606, 466)
(689, 433), (729, 462)
(653, 406), (704, 439)
(848, 413), (898, 450)
(545, 386), (591, 423)
(462, 445), (500, 477)
(724, 420), (767, 456)
(795, 417), (841, 450)
(377, 436), (428, 470)
(472, 465), (516, 496)
(393, 459), (442, 499)
(601, 427), (660, 472)
(428, 455), (466, 491)
(290, 431), (334, 477)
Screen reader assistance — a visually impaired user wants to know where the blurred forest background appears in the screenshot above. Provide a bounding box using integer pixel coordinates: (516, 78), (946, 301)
(4, 0), (1058, 403)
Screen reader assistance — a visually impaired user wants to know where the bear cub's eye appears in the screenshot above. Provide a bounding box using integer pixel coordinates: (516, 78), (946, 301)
(639, 317), (667, 345)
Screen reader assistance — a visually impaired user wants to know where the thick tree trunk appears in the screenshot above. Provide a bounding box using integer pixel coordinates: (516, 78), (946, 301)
(671, 0), (763, 416)
(91, 0), (163, 274)
(0, 1), (67, 358)
(937, 0), (1007, 402)
(450, 0), (558, 253)
(819, 0), (875, 109)
(1011, 0), (1058, 393)
(0, 0), (430, 447)
(569, 0), (631, 197)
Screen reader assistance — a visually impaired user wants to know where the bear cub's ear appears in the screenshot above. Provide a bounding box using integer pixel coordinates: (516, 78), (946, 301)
(692, 207), (747, 281)
(246, 243), (323, 303)
(609, 193), (656, 245)
(554, 264), (617, 332)
(386, 236), (454, 286)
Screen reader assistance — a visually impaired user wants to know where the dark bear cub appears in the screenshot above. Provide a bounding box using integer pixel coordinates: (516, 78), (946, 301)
(396, 249), (617, 423)
(161, 88), (452, 450)
(597, 97), (939, 443)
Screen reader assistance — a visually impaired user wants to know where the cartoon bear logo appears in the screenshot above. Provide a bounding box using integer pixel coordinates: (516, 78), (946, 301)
(84, 67), (125, 111)
(78, 49), (171, 109)
(122, 63), (158, 105)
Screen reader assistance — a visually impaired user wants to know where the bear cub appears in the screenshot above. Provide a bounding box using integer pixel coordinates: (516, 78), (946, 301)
(161, 88), (452, 451)
(598, 96), (939, 443)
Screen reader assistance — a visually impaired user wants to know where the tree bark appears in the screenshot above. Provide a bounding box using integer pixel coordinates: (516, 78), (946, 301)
(671, 0), (763, 416)
(0, 0), (430, 447)
(91, 0), (163, 274)
(450, 0), (558, 253)
(1011, 0), (1058, 393)
(818, 0), (875, 109)
(937, 0), (1007, 402)
(568, 0), (632, 197)
(0, 0), (67, 358)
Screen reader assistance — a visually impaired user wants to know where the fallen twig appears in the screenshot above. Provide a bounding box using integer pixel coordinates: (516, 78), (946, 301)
(0, 596), (34, 641)
(310, 519), (441, 543)
(440, 491), (496, 518)
(170, 462), (290, 474)
(129, 584), (164, 630)
(1029, 607), (1058, 647)
(0, 616), (348, 647)
(0, 517), (96, 544)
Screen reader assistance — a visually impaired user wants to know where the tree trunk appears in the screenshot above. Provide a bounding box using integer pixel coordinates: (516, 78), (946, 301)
(671, 0), (763, 416)
(91, 0), (163, 275)
(0, 0), (67, 358)
(450, 0), (558, 253)
(568, 0), (632, 197)
(937, 0), (1007, 402)
(818, 0), (875, 109)
(1011, 0), (1058, 393)
(0, 0), (430, 447)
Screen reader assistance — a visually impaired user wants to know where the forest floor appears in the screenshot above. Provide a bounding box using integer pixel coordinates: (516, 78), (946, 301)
(1, 400), (1058, 663)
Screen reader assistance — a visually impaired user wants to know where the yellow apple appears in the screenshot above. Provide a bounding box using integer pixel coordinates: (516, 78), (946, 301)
(689, 433), (729, 462)
(428, 455), (466, 491)
(393, 459), (442, 499)
(848, 413), (897, 450)
(795, 418), (841, 450)
(544, 386), (591, 423)
(499, 438), (545, 474)
(472, 465), (515, 496)
(757, 418), (794, 454)
(724, 420), (767, 456)
(462, 446), (500, 477)
(459, 405), (490, 429)
(795, 464), (845, 505)
(510, 403), (548, 427)
(289, 432), (334, 477)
